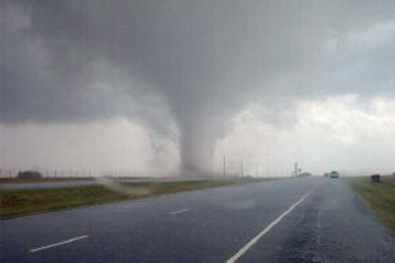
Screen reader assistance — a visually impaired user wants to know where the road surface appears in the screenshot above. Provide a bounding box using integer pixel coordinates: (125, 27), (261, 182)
(1, 177), (394, 262)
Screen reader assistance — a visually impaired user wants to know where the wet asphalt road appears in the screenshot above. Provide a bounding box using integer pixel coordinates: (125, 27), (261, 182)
(1, 177), (394, 262)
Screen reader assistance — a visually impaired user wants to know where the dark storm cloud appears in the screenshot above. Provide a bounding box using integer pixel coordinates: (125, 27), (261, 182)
(2, 0), (395, 173)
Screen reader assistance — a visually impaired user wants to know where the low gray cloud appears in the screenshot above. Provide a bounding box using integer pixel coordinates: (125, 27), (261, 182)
(2, 0), (395, 174)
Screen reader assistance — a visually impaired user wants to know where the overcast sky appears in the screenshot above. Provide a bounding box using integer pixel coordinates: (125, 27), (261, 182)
(1, 0), (395, 176)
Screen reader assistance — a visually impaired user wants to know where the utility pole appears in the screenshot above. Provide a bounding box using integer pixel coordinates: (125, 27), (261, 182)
(223, 154), (226, 177)
(256, 164), (259, 177)
(241, 162), (244, 178)
(294, 162), (299, 176)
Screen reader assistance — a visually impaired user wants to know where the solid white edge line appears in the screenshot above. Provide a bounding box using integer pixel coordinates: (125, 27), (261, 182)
(169, 208), (190, 215)
(226, 182), (325, 263)
(28, 235), (88, 253)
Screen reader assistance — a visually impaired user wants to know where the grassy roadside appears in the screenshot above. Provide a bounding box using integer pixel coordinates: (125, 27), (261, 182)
(0, 178), (273, 219)
(348, 176), (395, 235)
(0, 177), (95, 184)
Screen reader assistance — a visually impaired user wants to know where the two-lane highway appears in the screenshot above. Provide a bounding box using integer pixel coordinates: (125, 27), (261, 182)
(1, 177), (394, 262)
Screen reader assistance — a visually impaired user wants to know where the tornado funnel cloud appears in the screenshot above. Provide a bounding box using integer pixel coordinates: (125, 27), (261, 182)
(179, 131), (216, 176)
(3, 1), (395, 177)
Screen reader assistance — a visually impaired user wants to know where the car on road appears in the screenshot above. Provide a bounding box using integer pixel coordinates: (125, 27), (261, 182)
(371, 173), (381, 183)
(330, 171), (339, 178)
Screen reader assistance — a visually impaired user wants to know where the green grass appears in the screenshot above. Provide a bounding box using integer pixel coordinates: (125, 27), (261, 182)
(0, 178), (271, 219)
(348, 176), (395, 235)
(0, 177), (95, 184)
